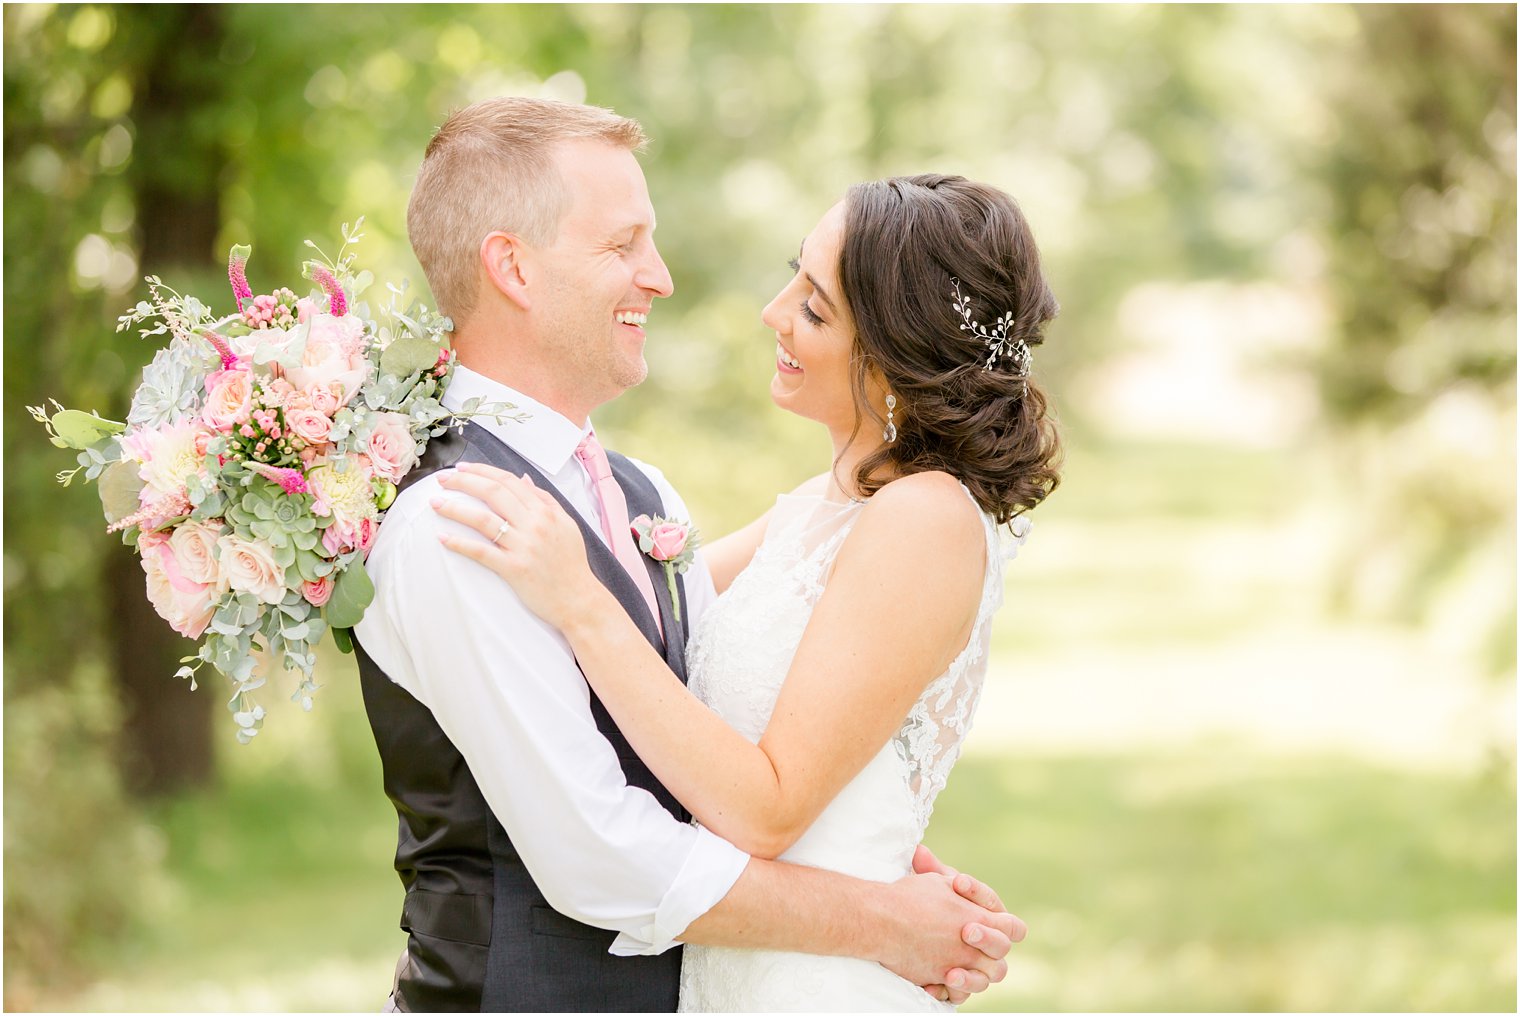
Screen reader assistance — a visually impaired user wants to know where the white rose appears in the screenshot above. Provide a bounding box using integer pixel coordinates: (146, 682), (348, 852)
(217, 533), (288, 605)
(169, 520), (228, 592)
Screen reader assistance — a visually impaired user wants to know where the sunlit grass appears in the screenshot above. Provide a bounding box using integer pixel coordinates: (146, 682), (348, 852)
(34, 744), (1514, 1012)
(928, 752), (1516, 1012)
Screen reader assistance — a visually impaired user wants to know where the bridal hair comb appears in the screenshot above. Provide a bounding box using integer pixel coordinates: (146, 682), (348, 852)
(950, 277), (1033, 385)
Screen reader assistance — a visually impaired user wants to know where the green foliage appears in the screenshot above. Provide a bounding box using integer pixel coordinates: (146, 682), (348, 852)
(1310, 6), (1516, 658)
(324, 560), (374, 631)
(3, 667), (161, 1009)
(379, 335), (442, 380)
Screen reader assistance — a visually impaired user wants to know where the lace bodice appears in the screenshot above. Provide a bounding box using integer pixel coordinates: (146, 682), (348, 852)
(678, 483), (1029, 1012)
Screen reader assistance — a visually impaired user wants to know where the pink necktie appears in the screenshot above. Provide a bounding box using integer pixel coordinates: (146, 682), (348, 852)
(574, 433), (665, 641)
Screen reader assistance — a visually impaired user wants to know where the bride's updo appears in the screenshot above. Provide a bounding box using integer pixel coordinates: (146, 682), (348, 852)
(840, 174), (1062, 524)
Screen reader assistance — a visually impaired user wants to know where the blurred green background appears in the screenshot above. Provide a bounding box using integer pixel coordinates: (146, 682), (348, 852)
(4, 4), (1515, 1011)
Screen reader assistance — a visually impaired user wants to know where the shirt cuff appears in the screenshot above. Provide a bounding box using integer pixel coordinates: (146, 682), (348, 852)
(608, 825), (750, 956)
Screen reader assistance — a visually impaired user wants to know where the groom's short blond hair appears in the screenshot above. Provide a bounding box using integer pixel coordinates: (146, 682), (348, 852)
(407, 97), (648, 322)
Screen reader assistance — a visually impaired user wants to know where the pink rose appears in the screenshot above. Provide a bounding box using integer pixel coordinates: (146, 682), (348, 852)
(357, 517), (377, 553)
(285, 407), (332, 446)
(305, 383), (340, 417)
(307, 311), (366, 353)
(168, 520), (228, 592)
(301, 577), (333, 606)
(285, 314), (370, 405)
(320, 525), (347, 556)
(365, 412), (418, 483)
(295, 297), (316, 323)
(648, 521), (690, 561)
(141, 535), (218, 639)
(321, 517), (376, 557)
(266, 378), (299, 407)
(202, 368), (254, 431)
(217, 533), (288, 605)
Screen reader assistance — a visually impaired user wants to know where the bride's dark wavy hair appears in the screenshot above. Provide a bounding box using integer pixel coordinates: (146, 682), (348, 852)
(839, 174), (1062, 524)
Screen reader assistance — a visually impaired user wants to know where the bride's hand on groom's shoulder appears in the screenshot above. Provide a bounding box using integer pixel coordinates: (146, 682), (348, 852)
(432, 463), (606, 629)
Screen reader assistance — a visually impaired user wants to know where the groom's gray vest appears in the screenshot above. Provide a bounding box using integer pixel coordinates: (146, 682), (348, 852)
(354, 420), (693, 1013)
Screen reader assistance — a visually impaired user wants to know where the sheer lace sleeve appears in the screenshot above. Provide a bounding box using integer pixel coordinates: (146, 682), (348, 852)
(893, 498), (1031, 832)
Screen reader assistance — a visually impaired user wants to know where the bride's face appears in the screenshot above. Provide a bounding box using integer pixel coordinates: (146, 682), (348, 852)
(762, 202), (876, 433)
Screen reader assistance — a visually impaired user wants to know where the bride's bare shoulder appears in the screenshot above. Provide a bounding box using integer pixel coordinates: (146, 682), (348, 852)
(854, 470), (984, 563)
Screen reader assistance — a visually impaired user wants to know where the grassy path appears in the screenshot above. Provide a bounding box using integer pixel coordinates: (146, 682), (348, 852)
(35, 746), (1514, 1012)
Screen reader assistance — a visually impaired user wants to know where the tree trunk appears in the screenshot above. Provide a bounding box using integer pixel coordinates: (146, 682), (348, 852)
(111, 4), (228, 793)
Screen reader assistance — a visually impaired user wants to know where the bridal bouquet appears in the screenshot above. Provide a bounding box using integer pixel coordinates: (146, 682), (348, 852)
(32, 220), (510, 741)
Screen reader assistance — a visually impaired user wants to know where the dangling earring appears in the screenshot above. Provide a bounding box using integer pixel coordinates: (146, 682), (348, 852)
(883, 393), (898, 444)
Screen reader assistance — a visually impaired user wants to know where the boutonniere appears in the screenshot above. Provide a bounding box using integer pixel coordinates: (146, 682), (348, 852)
(630, 514), (701, 623)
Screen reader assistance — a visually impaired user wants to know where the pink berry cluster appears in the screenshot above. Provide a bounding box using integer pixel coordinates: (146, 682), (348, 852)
(242, 288), (301, 330)
(226, 392), (305, 469)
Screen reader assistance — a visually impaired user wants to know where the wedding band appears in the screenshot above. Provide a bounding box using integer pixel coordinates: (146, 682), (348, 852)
(492, 520), (510, 545)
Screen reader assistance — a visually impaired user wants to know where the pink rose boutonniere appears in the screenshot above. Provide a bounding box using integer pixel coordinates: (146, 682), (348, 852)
(630, 514), (701, 623)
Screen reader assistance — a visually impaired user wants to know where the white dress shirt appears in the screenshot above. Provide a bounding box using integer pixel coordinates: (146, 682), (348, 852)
(354, 365), (749, 956)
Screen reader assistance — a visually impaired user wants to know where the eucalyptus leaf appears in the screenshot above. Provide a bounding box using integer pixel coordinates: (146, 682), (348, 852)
(324, 562), (374, 629)
(380, 336), (439, 379)
(50, 410), (125, 450)
(98, 459), (145, 525)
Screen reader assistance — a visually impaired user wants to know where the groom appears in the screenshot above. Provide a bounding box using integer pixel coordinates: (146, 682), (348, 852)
(353, 96), (1022, 1012)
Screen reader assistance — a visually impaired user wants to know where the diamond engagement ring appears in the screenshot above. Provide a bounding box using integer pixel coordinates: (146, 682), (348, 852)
(493, 520), (510, 545)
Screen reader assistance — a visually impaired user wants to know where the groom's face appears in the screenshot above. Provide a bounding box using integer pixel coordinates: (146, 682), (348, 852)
(529, 140), (674, 408)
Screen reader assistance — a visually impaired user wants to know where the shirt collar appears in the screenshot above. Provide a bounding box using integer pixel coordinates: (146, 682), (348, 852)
(440, 364), (592, 476)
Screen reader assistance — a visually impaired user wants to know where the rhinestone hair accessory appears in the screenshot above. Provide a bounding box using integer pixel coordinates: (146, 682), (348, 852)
(950, 277), (1033, 384)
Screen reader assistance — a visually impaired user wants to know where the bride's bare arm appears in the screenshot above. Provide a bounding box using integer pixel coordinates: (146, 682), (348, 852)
(434, 464), (985, 859)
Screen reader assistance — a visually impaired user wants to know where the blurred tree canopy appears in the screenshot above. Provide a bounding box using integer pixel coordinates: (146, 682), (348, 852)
(4, 3), (1514, 1000)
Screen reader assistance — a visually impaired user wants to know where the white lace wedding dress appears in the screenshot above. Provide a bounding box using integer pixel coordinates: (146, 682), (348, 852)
(678, 485), (1028, 1012)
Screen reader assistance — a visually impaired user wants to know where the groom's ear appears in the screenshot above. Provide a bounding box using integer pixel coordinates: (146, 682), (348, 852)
(480, 231), (532, 312)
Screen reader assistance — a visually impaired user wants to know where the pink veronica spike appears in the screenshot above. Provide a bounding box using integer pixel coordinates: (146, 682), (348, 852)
(245, 461), (309, 495)
(309, 265), (347, 317)
(228, 244), (253, 311)
(202, 331), (241, 372)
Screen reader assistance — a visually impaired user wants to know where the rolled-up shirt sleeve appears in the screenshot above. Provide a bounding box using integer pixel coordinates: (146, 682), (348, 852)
(357, 475), (750, 955)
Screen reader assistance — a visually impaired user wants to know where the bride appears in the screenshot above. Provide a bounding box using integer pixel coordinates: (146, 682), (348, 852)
(432, 173), (1061, 1011)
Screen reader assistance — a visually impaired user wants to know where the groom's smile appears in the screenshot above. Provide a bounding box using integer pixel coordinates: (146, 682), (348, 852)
(615, 307), (651, 340)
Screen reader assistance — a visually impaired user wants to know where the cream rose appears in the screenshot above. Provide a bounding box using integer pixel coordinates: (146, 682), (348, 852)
(365, 412), (418, 483)
(168, 520), (228, 592)
(217, 533), (288, 605)
(141, 536), (217, 639)
(201, 368), (254, 431)
(285, 314), (370, 405)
